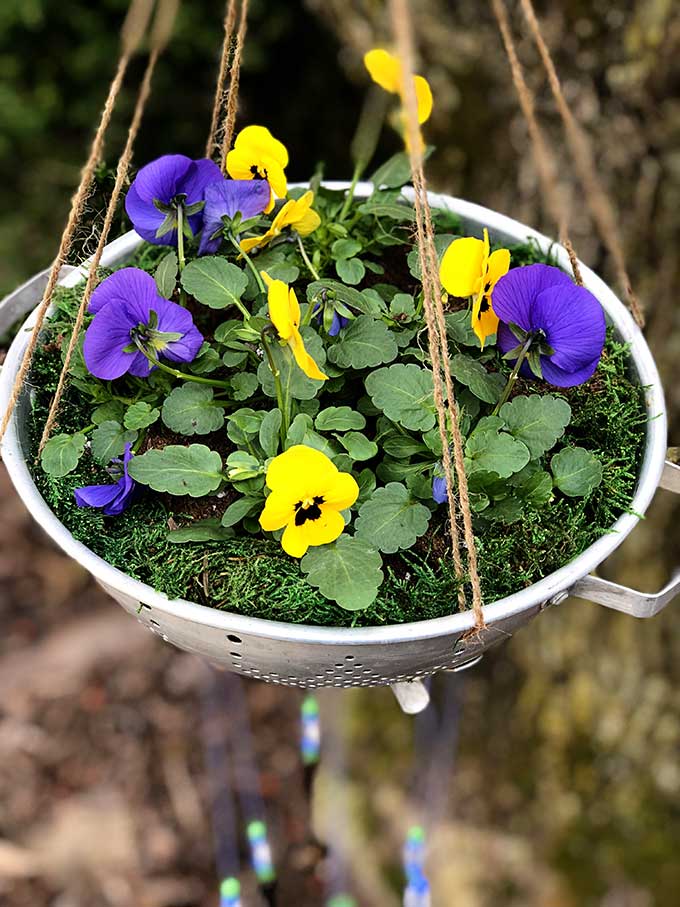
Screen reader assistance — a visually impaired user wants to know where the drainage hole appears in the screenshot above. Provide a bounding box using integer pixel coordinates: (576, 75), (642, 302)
(227, 634), (242, 644)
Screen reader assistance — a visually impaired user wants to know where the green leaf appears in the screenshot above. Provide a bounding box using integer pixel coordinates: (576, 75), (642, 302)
(231, 372), (259, 401)
(91, 421), (137, 464)
(300, 536), (383, 611)
(162, 384), (225, 436)
(551, 447), (603, 497)
(191, 343), (222, 374)
(259, 408), (282, 457)
(128, 444), (223, 496)
(331, 238), (362, 259)
(124, 402), (160, 431)
(464, 428), (530, 478)
(450, 353), (503, 404)
(180, 257), (248, 309)
(499, 394), (572, 459)
(357, 468), (376, 503)
(92, 400), (125, 425)
(221, 496), (261, 528)
(335, 258), (366, 285)
(516, 469), (554, 507)
(382, 434), (428, 459)
(354, 482), (431, 554)
(370, 152), (412, 189)
(315, 406), (366, 432)
(167, 518), (234, 543)
(155, 250), (178, 298)
(365, 364), (435, 431)
(227, 408), (265, 445)
(445, 311), (478, 346)
(40, 432), (87, 477)
(257, 328), (326, 400)
(306, 280), (385, 316)
(337, 431), (378, 461)
(226, 451), (263, 480)
(327, 314), (398, 370)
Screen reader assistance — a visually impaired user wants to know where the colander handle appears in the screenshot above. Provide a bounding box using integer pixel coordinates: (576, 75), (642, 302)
(570, 460), (680, 618)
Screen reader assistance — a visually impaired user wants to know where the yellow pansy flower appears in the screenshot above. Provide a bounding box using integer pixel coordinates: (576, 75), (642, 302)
(226, 125), (289, 213)
(262, 271), (327, 382)
(259, 445), (359, 557)
(240, 190), (321, 254)
(439, 229), (511, 348)
(364, 48), (433, 125)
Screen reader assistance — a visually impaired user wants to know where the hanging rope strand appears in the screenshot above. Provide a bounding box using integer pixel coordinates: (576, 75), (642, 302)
(388, 0), (485, 625)
(490, 0), (583, 285)
(205, 0), (238, 159)
(518, 0), (644, 327)
(219, 0), (250, 170)
(0, 0), (153, 447)
(38, 0), (179, 453)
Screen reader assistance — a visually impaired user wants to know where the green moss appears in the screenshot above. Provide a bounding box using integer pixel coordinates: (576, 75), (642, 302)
(24, 242), (647, 628)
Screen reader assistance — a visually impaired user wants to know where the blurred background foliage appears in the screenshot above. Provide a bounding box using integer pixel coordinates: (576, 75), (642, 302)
(2, 1), (680, 905)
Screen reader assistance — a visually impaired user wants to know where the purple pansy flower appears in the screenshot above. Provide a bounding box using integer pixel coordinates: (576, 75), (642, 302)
(198, 178), (270, 255)
(492, 263), (606, 387)
(432, 476), (448, 504)
(83, 268), (203, 380)
(74, 444), (137, 516)
(125, 154), (222, 246)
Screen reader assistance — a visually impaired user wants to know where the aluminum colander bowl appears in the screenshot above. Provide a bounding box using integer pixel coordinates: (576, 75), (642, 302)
(1, 184), (677, 713)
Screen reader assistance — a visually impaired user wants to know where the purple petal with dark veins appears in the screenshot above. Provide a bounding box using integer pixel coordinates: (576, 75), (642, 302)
(89, 267), (158, 314)
(530, 282), (606, 372)
(198, 179), (270, 255)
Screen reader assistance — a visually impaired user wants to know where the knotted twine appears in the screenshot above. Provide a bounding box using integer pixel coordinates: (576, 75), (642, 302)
(219, 0), (249, 170)
(491, 0), (583, 286)
(0, 0), (155, 447)
(39, 0), (180, 453)
(205, 0), (238, 160)
(518, 0), (644, 328)
(388, 0), (485, 626)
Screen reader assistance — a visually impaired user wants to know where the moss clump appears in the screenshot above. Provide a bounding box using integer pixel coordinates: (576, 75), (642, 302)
(24, 241), (647, 628)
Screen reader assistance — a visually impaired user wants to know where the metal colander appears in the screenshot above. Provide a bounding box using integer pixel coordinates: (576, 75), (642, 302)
(1, 185), (677, 713)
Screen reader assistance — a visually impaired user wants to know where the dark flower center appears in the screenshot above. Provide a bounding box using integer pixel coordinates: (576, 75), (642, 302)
(294, 495), (324, 525)
(250, 164), (268, 179)
(478, 297), (490, 317)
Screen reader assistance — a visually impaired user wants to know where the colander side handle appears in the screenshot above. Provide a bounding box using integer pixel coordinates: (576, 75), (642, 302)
(570, 460), (680, 618)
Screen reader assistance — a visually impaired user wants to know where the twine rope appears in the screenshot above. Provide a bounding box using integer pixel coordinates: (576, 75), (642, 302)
(205, 0), (238, 159)
(491, 0), (583, 285)
(388, 0), (485, 625)
(0, 0), (154, 447)
(38, 0), (179, 452)
(518, 0), (644, 327)
(219, 0), (250, 171)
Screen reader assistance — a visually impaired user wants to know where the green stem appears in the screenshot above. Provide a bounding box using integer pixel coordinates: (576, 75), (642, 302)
(134, 340), (232, 390)
(176, 203), (186, 272)
(261, 332), (288, 445)
(297, 234), (320, 281)
(228, 232), (265, 295)
(338, 160), (363, 222)
(493, 335), (533, 415)
(132, 428), (147, 453)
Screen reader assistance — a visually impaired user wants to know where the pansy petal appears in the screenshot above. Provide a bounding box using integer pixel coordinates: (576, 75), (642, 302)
(288, 287), (301, 327)
(364, 49), (401, 93)
(281, 509), (345, 558)
(471, 296), (499, 349)
(439, 236), (485, 297)
(74, 482), (121, 509)
(83, 310), (140, 380)
(486, 248), (511, 287)
(129, 154), (193, 204)
(126, 351), (155, 377)
(263, 160), (287, 200)
(291, 331), (328, 381)
(414, 74), (433, 124)
(492, 263), (573, 331)
(102, 480), (136, 515)
(295, 208), (321, 237)
(179, 158), (223, 204)
(319, 472), (359, 511)
(281, 521), (312, 558)
(89, 267), (158, 314)
(267, 279), (294, 340)
(259, 490), (296, 531)
(541, 355), (601, 388)
(266, 445), (338, 494)
(240, 233), (270, 254)
(531, 283), (606, 371)
(124, 183), (168, 244)
(225, 147), (253, 182)
(234, 125), (289, 168)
